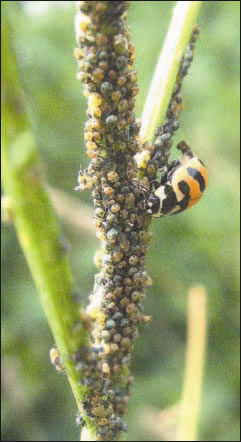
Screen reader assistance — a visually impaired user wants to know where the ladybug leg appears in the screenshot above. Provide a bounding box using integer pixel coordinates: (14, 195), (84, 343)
(150, 179), (161, 191)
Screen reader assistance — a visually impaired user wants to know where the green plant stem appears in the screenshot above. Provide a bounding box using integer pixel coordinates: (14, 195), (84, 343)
(1, 6), (95, 435)
(176, 286), (207, 441)
(140, 0), (202, 142)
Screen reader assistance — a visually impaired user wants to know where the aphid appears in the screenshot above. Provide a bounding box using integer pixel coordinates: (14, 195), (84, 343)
(146, 141), (208, 217)
(75, 413), (85, 428)
(49, 346), (65, 373)
(76, 166), (93, 191)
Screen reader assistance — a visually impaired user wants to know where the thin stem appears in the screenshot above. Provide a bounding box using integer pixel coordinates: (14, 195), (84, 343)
(176, 286), (207, 441)
(1, 6), (94, 434)
(140, 1), (202, 142)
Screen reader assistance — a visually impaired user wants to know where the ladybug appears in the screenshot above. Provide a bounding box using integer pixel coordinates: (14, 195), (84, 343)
(146, 141), (208, 217)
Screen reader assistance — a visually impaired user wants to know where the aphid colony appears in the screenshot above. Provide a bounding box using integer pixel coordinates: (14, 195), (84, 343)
(74, 1), (150, 440)
(70, 1), (207, 440)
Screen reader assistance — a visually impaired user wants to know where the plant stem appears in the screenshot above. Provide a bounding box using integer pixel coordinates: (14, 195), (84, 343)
(176, 286), (207, 441)
(140, 1), (202, 142)
(1, 5), (94, 433)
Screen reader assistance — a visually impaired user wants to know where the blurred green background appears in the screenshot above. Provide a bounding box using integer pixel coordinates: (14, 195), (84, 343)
(1, 1), (240, 441)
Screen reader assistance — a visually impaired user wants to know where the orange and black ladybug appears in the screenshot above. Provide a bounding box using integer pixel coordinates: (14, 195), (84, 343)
(147, 141), (208, 217)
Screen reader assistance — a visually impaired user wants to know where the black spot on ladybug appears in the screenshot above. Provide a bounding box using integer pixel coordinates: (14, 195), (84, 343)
(162, 185), (178, 214)
(178, 194), (190, 211)
(178, 180), (190, 196)
(187, 167), (206, 192)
